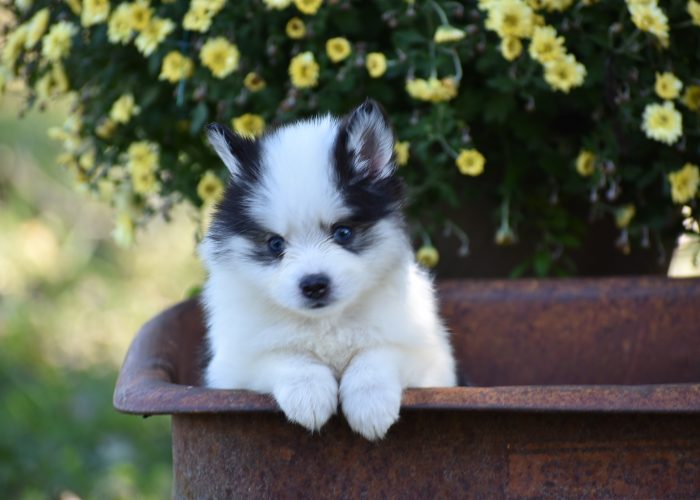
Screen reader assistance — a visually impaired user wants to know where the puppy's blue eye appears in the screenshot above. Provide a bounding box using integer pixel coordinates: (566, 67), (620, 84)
(267, 235), (285, 256)
(332, 226), (354, 245)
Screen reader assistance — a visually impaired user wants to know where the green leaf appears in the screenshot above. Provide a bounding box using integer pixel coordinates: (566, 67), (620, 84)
(190, 103), (209, 135)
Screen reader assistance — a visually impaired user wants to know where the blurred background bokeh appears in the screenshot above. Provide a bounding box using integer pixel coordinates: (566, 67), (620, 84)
(0, 90), (203, 498)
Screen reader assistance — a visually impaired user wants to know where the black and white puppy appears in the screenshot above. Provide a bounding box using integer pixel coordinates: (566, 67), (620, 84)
(200, 100), (456, 440)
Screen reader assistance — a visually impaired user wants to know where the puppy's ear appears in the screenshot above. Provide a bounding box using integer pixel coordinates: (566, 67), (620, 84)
(206, 123), (259, 179)
(341, 99), (395, 180)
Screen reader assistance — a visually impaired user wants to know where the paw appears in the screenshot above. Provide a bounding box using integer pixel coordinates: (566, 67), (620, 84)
(340, 380), (402, 441)
(273, 365), (338, 432)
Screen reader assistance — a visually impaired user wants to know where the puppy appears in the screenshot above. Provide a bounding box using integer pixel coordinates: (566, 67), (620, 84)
(199, 100), (456, 440)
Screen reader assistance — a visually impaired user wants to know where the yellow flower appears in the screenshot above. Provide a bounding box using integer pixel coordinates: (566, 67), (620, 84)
(264, 0), (293, 8)
(416, 246), (439, 268)
(159, 51), (194, 82)
(295, 0), (322, 15)
(127, 140), (159, 175)
(528, 25), (565, 63)
(615, 204), (636, 229)
(543, 54), (586, 93)
(366, 52), (387, 78)
(183, 1), (215, 32)
(82, 0), (111, 27)
(654, 72), (682, 101)
(289, 51), (319, 88)
(2, 25), (28, 69)
(112, 212), (135, 247)
(628, 4), (669, 48)
(65, 0), (82, 15)
(95, 117), (117, 139)
(135, 17), (175, 56)
(456, 149), (486, 176)
(35, 63), (69, 100)
(641, 101), (683, 145)
(405, 77), (458, 103)
(394, 141), (410, 166)
(25, 8), (50, 49)
(200, 37), (240, 78)
(41, 21), (77, 62)
(131, 169), (158, 194)
(405, 79), (431, 100)
(682, 85), (700, 112)
(48, 115), (82, 151)
(687, 0), (700, 26)
(244, 72), (266, 92)
(434, 25), (465, 43)
(232, 114), (265, 139)
(200, 0), (226, 13)
(575, 150), (596, 176)
(108, 3), (134, 44)
(286, 17), (306, 39)
(326, 37), (351, 63)
(79, 147), (96, 170)
(110, 93), (140, 124)
(541, 0), (574, 11)
(197, 171), (225, 204)
(668, 164), (699, 204)
(500, 36), (523, 61)
(484, 0), (534, 39)
(128, 0), (153, 31)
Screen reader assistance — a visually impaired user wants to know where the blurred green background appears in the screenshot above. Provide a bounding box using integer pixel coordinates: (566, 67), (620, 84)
(0, 91), (204, 498)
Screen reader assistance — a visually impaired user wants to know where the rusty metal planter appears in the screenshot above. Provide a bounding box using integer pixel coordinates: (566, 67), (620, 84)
(114, 277), (700, 498)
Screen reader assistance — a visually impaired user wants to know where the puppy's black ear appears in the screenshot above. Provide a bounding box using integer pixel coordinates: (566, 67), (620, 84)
(205, 123), (260, 179)
(340, 99), (395, 180)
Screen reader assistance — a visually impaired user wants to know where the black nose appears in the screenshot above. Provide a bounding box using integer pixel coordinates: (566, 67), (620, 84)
(300, 274), (331, 300)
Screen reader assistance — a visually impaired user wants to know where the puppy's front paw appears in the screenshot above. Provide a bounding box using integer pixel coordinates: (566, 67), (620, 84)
(340, 378), (402, 441)
(273, 365), (338, 432)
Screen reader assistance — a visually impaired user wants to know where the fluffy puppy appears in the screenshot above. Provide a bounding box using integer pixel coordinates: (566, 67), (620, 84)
(200, 100), (456, 440)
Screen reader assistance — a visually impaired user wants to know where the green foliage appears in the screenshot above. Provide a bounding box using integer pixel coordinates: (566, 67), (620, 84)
(3, 0), (700, 275)
(0, 97), (203, 497)
(0, 336), (171, 499)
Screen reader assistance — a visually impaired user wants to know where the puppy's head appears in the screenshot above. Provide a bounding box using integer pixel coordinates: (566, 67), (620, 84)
(201, 100), (407, 317)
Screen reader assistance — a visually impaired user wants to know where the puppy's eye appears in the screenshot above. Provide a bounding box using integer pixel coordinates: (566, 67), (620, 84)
(332, 225), (354, 245)
(267, 235), (285, 257)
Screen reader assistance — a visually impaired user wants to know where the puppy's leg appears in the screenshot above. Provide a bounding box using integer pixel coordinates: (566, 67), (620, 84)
(255, 353), (338, 433)
(339, 347), (403, 441)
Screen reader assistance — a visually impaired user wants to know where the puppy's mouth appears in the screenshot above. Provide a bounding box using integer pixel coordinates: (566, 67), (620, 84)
(307, 298), (332, 309)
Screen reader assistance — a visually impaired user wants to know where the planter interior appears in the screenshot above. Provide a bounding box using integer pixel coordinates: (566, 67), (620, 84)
(114, 277), (700, 498)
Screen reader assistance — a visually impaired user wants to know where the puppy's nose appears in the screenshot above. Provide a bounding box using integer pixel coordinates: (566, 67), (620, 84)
(300, 274), (331, 300)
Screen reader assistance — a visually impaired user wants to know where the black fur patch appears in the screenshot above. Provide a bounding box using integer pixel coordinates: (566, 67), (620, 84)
(206, 123), (262, 183)
(332, 113), (406, 234)
(206, 135), (280, 264)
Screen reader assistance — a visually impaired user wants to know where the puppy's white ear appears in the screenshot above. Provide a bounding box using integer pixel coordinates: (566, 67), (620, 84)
(206, 123), (259, 179)
(343, 99), (395, 179)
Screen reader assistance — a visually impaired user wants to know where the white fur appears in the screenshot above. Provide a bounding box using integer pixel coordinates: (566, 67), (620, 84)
(207, 126), (240, 176)
(200, 111), (456, 440)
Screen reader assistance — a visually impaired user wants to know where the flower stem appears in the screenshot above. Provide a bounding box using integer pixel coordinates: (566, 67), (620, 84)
(429, 0), (450, 26)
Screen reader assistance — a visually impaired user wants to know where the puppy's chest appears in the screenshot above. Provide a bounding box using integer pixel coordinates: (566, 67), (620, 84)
(295, 324), (376, 373)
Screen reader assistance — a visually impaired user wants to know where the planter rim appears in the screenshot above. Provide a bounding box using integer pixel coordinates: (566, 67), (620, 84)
(114, 380), (700, 416)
